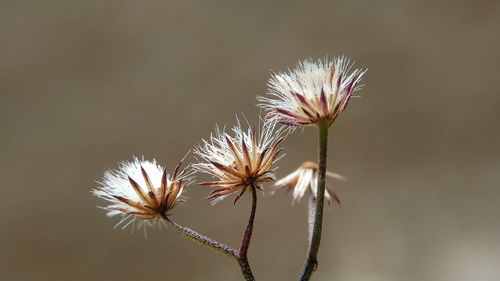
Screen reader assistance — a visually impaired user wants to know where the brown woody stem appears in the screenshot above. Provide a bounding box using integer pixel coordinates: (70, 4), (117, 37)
(236, 184), (258, 281)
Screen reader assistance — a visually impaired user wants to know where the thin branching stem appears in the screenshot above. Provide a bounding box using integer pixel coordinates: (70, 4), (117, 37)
(298, 122), (330, 281)
(164, 216), (238, 259)
(237, 184), (258, 281)
(165, 184), (258, 281)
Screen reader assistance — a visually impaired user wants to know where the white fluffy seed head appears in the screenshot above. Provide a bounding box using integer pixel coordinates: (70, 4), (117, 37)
(193, 118), (289, 204)
(258, 57), (367, 127)
(95, 158), (166, 209)
(92, 156), (190, 231)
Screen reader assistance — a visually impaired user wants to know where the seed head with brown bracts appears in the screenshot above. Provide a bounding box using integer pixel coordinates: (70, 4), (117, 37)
(258, 57), (367, 127)
(194, 119), (288, 204)
(93, 157), (190, 229)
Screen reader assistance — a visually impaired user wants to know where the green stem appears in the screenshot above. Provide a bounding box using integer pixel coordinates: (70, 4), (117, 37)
(237, 185), (258, 281)
(298, 123), (330, 281)
(165, 217), (238, 259)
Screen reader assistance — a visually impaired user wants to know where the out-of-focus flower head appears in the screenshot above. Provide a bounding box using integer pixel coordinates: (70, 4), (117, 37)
(273, 161), (345, 205)
(258, 57), (366, 127)
(193, 118), (288, 204)
(92, 157), (190, 230)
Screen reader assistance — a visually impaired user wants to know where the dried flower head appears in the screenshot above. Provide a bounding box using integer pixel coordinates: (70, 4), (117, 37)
(92, 157), (189, 229)
(194, 119), (287, 204)
(273, 161), (345, 205)
(258, 57), (366, 127)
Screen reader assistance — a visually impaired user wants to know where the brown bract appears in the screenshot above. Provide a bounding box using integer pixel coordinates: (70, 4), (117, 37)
(112, 162), (185, 220)
(269, 67), (359, 127)
(200, 131), (284, 204)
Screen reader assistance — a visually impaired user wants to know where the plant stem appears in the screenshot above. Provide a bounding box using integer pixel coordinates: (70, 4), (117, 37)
(307, 196), (316, 246)
(298, 123), (330, 281)
(165, 185), (258, 281)
(164, 216), (238, 259)
(237, 185), (258, 281)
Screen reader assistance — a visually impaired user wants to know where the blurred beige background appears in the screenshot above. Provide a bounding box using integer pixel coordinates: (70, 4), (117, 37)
(1, 1), (499, 280)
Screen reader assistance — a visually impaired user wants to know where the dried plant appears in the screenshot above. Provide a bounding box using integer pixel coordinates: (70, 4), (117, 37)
(92, 56), (366, 281)
(193, 119), (286, 204)
(273, 161), (345, 206)
(258, 57), (364, 126)
(257, 57), (366, 280)
(92, 157), (188, 230)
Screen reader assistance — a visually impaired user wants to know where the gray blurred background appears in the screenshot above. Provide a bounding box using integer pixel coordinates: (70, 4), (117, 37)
(1, 1), (499, 280)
